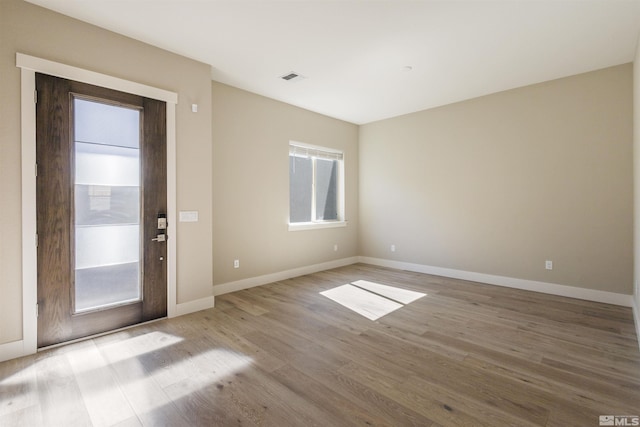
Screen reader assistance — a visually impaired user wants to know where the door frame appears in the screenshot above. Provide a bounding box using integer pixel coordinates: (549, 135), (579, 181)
(18, 53), (178, 356)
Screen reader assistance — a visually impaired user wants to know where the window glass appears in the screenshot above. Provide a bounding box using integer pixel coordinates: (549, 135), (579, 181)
(315, 158), (338, 220)
(73, 97), (141, 312)
(75, 98), (139, 148)
(289, 156), (313, 223)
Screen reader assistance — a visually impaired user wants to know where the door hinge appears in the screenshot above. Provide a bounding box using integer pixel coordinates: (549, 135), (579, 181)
(35, 233), (38, 248)
(35, 163), (38, 177)
(34, 89), (37, 104)
(36, 303), (39, 318)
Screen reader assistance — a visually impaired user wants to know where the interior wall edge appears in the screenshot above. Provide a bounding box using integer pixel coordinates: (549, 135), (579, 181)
(358, 256), (634, 307)
(633, 29), (640, 351)
(634, 298), (640, 351)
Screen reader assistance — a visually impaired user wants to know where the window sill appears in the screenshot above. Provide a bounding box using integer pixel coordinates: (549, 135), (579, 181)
(288, 221), (347, 231)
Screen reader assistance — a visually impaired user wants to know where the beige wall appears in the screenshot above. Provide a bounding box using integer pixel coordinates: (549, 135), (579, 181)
(211, 82), (358, 287)
(360, 64), (633, 294)
(0, 0), (213, 344)
(0, 0), (634, 350)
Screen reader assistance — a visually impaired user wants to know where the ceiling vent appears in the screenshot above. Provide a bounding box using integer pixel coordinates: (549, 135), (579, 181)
(280, 72), (306, 82)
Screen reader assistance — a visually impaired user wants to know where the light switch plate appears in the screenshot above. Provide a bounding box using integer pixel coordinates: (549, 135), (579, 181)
(179, 211), (199, 222)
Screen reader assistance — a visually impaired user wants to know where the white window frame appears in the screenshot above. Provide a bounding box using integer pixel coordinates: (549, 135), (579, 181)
(288, 141), (346, 231)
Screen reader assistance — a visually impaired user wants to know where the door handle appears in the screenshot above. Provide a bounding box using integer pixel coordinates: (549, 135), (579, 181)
(152, 234), (166, 242)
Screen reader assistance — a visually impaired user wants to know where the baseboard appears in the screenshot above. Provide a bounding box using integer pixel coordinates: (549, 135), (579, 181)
(633, 297), (640, 352)
(0, 339), (26, 363)
(175, 296), (215, 316)
(5, 259), (637, 360)
(213, 256), (359, 296)
(358, 256), (634, 307)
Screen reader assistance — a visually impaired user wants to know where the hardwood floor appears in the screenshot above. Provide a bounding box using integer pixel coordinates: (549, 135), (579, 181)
(1, 263), (639, 426)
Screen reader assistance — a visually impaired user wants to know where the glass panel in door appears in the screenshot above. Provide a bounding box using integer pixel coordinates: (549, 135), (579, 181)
(73, 98), (142, 313)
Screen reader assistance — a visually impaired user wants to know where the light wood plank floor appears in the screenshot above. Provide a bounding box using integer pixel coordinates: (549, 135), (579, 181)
(1, 263), (639, 426)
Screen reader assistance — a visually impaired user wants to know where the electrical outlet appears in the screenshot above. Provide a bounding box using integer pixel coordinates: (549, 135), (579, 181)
(234, 259), (240, 269)
(545, 260), (553, 270)
(391, 244), (396, 252)
(333, 244), (338, 252)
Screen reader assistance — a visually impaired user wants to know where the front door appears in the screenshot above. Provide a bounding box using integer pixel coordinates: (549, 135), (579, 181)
(36, 73), (167, 348)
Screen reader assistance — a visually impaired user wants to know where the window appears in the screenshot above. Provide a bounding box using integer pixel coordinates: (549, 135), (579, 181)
(289, 142), (345, 230)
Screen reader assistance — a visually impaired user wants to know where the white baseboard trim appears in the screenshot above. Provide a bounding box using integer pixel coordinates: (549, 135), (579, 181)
(175, 296), (215, 317)
(358, 257), (634, 307)
(213, 257), (359, 296)
(0, 340), (27, 363)
(633, 297), (640, 352)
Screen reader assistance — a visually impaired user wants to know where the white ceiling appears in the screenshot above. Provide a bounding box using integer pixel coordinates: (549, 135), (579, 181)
(26, 0), (640, 124)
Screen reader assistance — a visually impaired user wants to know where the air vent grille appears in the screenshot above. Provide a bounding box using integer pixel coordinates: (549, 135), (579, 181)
(280, 71), (306, 82)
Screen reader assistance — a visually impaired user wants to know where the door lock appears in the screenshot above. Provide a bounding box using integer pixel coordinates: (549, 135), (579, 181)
(157, 214), (167, 230)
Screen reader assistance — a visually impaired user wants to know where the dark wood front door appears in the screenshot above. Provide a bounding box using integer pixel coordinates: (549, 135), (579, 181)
(36, 73), (167, 348)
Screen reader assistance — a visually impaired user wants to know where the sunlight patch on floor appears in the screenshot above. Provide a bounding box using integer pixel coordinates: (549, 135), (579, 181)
(101, 331), (184, 365)
(320, 280), (426, 320)
(351, 280), (426, 304)
(0, 331), (180, 389)
(87, 338), (254, 418)
(160, 348), (254, 401)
